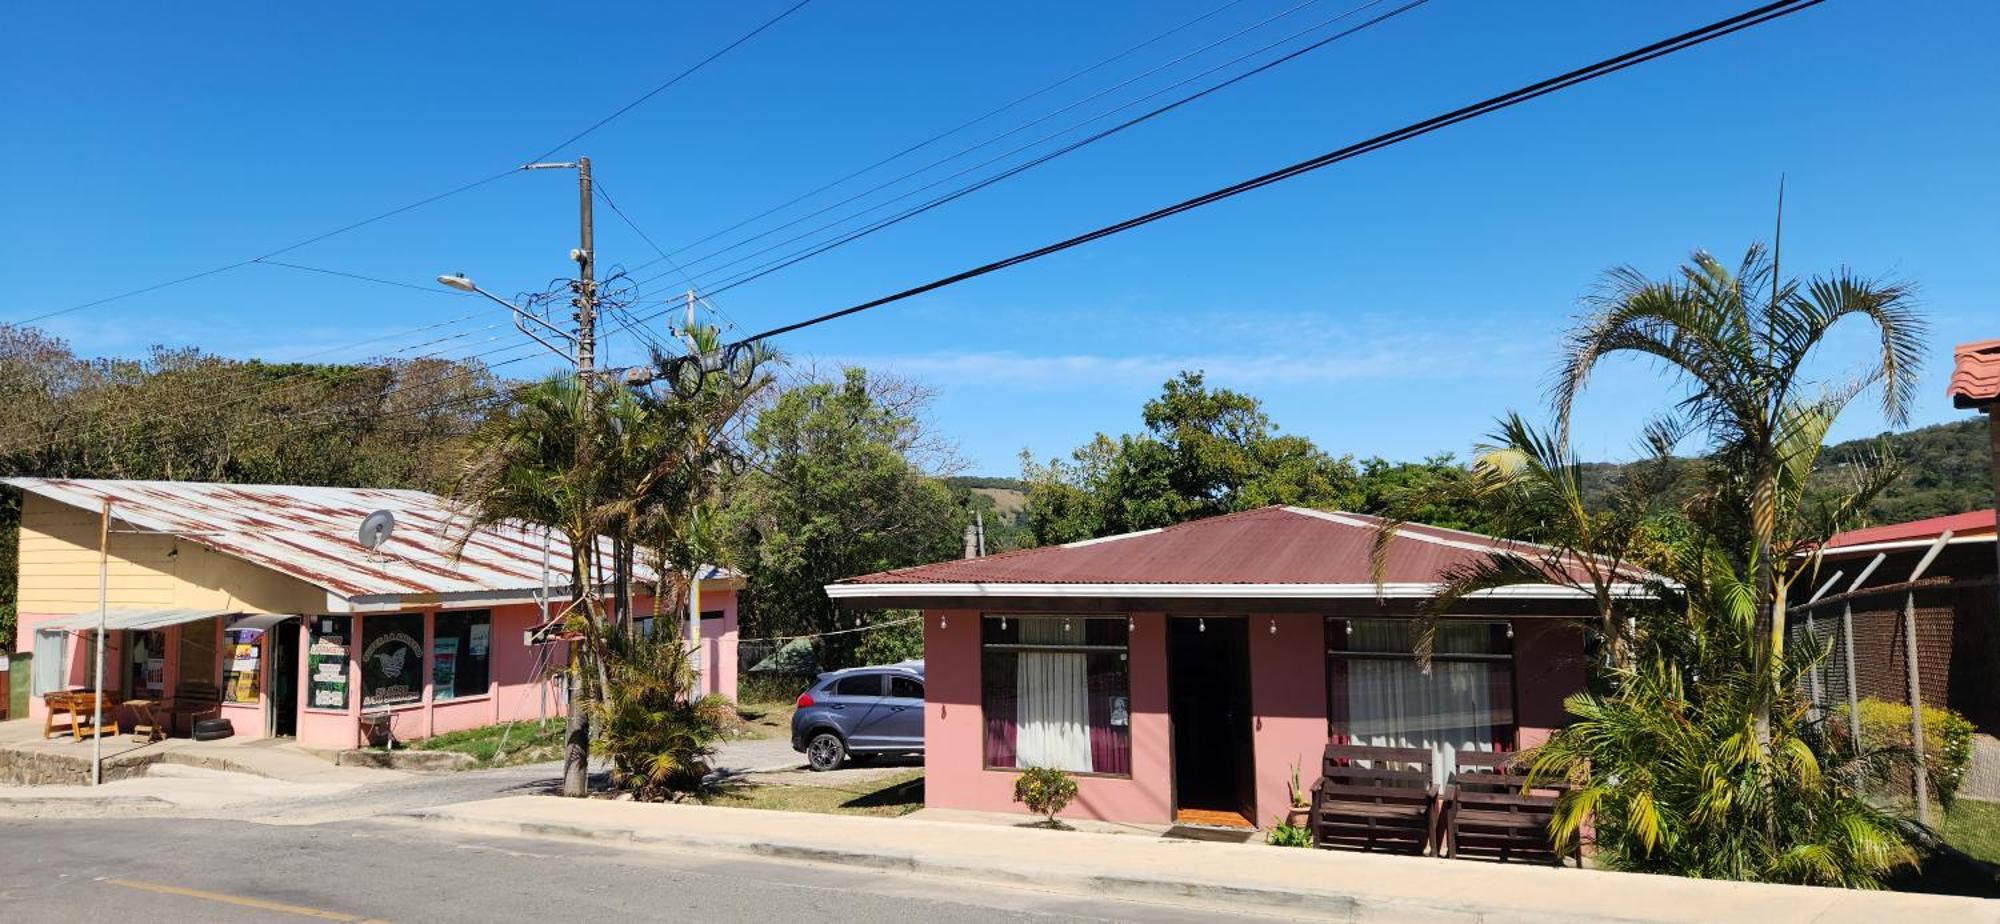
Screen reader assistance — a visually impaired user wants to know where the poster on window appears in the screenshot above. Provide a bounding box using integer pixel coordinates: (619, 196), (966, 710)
(307, 631), (349, 710)
(432, 638), (458, 701)
(467, 623), (488, 658)
(361, 615), (424, 708)
(222, 633), (262, 703)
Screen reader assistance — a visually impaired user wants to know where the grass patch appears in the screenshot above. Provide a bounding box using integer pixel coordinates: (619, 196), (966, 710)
(725, 701), (795, 741)
(696, 770), (923, 817)
(1939, 800), (2000, 865)
(411, 719), (566, 768)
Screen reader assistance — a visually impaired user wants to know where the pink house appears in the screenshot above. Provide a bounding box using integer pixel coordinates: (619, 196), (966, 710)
(9, 478), (741, 752)
(826, 506), (1625, 829)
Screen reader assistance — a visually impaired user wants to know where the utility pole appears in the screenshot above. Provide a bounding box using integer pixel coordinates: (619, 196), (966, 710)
(561, 155), (596, 800)
(92, 498), (109, 786)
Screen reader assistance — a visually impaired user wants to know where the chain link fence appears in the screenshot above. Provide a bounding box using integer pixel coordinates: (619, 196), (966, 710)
(1789, 555), (2000, 822)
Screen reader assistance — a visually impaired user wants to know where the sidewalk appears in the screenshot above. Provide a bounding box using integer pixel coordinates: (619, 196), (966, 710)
(0, 717), (405, 788)
(405, 796), (1997, 923)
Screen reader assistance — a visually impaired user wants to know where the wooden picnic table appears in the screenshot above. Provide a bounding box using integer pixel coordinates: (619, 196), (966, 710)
(42, 691), (121, 741)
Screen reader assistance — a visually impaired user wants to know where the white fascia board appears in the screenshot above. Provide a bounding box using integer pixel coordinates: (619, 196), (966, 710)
(823, 582), (1653, 601)
(1813, 533), (1995, 558)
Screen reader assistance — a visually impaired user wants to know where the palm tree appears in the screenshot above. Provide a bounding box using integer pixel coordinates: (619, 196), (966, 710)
(452, 375), (618, 797)
(1371, 411), (1678, 667)
(1552, 243), (1922, 736)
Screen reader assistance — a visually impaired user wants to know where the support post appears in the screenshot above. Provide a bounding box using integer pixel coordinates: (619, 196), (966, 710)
(93, 498), (109, 786)
(1904, 589), (1929, 825)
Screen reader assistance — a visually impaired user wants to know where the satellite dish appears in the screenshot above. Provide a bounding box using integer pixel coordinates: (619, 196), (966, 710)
(359, 510), (396, 550)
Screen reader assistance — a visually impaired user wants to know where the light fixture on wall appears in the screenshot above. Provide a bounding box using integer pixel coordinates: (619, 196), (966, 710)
(999, 616), (1007, 631)
(940, 614), (948, 630)
(1345, 621), (1354, 636)
(1127, 616), (1135, 632)
(1062, 618), (1071, 633)
(1505, 623), (1515, 639)
(1198, 617), (1206, 633)
(1269, 618), (1277, 635)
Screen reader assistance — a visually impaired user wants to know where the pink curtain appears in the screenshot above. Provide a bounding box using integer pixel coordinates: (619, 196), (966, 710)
(1087, 655), (1129, 775)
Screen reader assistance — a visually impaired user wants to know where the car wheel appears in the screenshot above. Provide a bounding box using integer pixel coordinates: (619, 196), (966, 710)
(805, 732), (845, 771)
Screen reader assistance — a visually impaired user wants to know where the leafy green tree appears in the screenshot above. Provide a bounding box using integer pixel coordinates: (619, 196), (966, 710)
(721, 368), (962, 667)
(1554, 244), (1922, 738)
(1022, 371), (1358, 543)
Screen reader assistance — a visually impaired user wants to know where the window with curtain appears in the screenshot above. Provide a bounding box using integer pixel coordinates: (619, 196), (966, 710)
(982, 615), (1129, 775)
(1326, 618), (1515, 785)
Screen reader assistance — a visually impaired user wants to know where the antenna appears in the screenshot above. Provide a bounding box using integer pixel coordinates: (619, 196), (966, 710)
(358, 510), (397, 551)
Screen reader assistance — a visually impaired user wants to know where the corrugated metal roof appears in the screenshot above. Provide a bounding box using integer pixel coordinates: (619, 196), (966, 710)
(1948, 338), (2000, 409)
(3, 478), (724, 605)
(1822, 509), (1996, 555)
(831, 506), (1634, 590)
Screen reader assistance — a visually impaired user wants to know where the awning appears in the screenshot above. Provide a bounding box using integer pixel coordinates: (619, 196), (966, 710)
(226, 613), (296, 632)
(36, 607), (243, 633)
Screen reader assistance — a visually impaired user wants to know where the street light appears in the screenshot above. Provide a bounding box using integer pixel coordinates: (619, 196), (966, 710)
(436, 273), (576, 362)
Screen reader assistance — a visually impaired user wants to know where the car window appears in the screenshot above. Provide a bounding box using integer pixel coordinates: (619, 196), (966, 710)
(832, 674), (881, 697)
(888, 676), (923, 699)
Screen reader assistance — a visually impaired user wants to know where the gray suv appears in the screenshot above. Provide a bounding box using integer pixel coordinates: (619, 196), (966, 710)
(791, 661), (924, 771)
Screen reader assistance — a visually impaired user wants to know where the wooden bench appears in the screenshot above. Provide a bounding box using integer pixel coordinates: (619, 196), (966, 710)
(1440, 750), (1573, 865)
(169, 682), (223, 735)
(1310, 743), (1437, 855)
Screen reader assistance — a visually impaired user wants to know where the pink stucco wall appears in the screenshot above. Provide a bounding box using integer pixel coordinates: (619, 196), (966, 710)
(1248, 614), (1330, 828)
(920, 609), (1589, 828)
(921, 609), (1176, 824)
(682, 587), (739, 700)
(1511, 618), (1588, 748)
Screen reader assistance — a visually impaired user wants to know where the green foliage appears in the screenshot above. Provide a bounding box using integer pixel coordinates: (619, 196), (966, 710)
(1820, 420), (1991, 522)
(1011, 765), (1079, 827)
(1845, 698), (1977, 807)
(1530, 655), (1917, 887)
(589, 627), (734, 801)
(852, 612), (923, 666)
(1518, 242), (1931, 889)
(1021, 371), (1361, 544)
(1266, 823), (1313, 847)
(721, 368), (964, 668)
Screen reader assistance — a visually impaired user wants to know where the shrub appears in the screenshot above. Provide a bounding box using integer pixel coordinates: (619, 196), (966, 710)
(1012, 766), (1079, 828)
(591, 628), (732, 801)
(1844, 698), (1977, 807)
(1266, 822), (1312, 847)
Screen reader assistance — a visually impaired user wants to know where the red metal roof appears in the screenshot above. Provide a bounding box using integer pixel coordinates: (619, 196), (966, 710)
(1949, 339), (2000, 409)
(834, 506), (1626, 588)
(1822, 509), (1997, 554)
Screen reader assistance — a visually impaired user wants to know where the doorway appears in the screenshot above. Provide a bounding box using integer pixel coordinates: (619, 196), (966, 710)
(268, 620), (300, 737)
(1167, 616), (1255, 826)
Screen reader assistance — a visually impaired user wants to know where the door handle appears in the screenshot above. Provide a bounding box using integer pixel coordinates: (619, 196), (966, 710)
(829, 704), (845, 710)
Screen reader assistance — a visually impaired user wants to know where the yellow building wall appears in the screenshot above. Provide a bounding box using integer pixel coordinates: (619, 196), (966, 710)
(16, 493), (326, 615)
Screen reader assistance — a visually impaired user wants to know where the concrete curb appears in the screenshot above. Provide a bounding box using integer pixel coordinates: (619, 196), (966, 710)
(396, 803), (1994, 924)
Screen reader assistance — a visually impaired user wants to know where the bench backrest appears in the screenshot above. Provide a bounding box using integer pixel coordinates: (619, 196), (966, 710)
(1318, 743), (1433, 802)
(173, 682), (222, 709)
(1448, 750), (1565, 806)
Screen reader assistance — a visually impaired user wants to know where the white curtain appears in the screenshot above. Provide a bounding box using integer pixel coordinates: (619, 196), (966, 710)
(1344, 620), (1499, 785)
(1013, 617), (1092, 772)
(33, 630), (67, 695)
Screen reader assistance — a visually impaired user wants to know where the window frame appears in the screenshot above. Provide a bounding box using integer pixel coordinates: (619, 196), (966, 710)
(1323, 616), (1520, 751)
(430, 610), (493, 703)
(979, 613), (1133, 778)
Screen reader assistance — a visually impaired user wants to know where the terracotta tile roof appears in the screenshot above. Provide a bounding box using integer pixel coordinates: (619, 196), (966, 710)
(1822, 509), (1997, 555)
(1948, 339), (2000, 409)
(831, 506), (1639, 592)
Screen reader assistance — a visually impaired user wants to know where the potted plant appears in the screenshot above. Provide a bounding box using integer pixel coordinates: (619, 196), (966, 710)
(1012, 766), (1080, 829)
(1285, 758), (1312, 829)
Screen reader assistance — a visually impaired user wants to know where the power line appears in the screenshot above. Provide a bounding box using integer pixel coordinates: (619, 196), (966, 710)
(8, 0), (816, 327)
(592, 180), (743, 335)
(631, 0), (1430, 304)
(721, 0), (1827, 349)
(628, 0), (1347, 284)
(654, 0), (1260, 266)
(522, 0), (818, 165)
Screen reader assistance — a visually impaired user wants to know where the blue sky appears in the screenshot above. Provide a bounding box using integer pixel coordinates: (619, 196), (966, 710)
(3, 1), (1995, 475)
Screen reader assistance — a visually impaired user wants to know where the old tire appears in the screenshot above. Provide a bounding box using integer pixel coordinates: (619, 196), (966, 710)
(805, 731), (845, 771)
(191, 718), (234, 741)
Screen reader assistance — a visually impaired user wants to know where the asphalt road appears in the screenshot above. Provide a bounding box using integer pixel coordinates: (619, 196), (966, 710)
(0, 815), (1296, 923)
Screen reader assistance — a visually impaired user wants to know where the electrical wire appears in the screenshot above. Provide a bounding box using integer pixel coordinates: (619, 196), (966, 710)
(714, 0), (1827, 351)
(626, 0), (1345, 283)
(631, 0), (1429, 304)
(7, 0), (816, 327)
